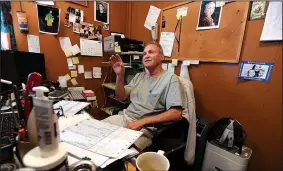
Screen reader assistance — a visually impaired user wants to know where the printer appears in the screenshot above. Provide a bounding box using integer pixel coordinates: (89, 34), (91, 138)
(103, 35), (144, 53)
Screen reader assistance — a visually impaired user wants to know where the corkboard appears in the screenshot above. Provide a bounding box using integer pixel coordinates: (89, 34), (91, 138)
(160, 1), (249, 63)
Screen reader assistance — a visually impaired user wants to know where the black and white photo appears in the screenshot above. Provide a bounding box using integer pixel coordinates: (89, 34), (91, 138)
(238, 61), (274, 82)
(197, 1), (223, 30)
(94, 1), (109, 24)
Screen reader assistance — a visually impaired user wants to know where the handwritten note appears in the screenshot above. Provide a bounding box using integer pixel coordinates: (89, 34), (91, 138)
(144, 5), (161, 30)
(59, 37), (72, 52)
(159, 32), (175, 57)
(84, 71), (92, 79)
(71, 71), (78, 77)
(27, 34), (40, 53)
(65, 74), (71, 81)
(93, 67), (102, 78)
(78, 65), (84, 74)
(72, 57), (79, 64)
(70, 78), (78, 86)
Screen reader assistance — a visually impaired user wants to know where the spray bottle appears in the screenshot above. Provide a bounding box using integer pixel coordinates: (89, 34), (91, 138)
(23, 86), (68, 170)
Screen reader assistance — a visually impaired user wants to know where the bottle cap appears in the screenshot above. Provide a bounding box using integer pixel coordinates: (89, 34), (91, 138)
(32, 86), (49, 98)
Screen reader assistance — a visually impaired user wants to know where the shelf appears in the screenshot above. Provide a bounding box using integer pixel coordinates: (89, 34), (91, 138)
(102, 83), (116, 90)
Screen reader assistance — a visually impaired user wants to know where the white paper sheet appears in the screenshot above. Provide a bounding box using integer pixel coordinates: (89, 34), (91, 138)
(58, 76), (67, 88)
(162, 63), (168, 70)
(67, 58), (73, 67)
(70, 44), (81, 56)
(168, 63), (175, 74)
(93, 67), (102, 78)
(216, 1), (226, 7)
(36, 1), (54, 6)
(183, 60), (191, 66)
(84, 71), (92, 79)
(144, 5), (161, 30)
(260, 1), (282, 41)
(180, 64), (190, 80)
(159, 32), (175, 57)
(177, 7), (188, 17)
(189, 60), (199, 65)
(27, 34), (40, 53)
(60, 119), (143, 158)
(59, 37), (72, 52)
(80, 39), (103, 56)
(69, 13), (77, 23)
(78, 65), (85, 74)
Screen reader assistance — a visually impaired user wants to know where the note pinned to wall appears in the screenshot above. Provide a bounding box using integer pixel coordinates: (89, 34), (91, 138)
(182, 60), (191, 66)
(172, 59), (178, 66)
(65, 50), (73, 57)
(59, 37), (72, 52)
(177, 7), (188, 18)
(159, 32), (175, 57)
(189, 60), (199, 65)
(27, 34), (40, 53)
(72, 57), (79, 64)
(71, 71), (78, 77)
(70, 78), (78, 86)
(65, 74), (71, 81)
(216, 1), (226, 7)
(93, 67), (102, 78)
(70, 44), (81, 56)
(144, 5), (161, 30)
(67, 58), (73, 67)
(80, 39), (103, 57)
(162, 63), (168, 70)
(84, 71), (92, 79)
(260, 1), (282, 41)
(78, 65), (84, 74)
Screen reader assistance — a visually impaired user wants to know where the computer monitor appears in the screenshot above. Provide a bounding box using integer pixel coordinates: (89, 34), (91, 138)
(1, 50), (46, 92)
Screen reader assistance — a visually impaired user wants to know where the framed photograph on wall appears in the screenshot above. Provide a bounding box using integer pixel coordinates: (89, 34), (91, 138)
(196, 1), (223, 30)
(238, 61), (274, 82)
(248, 1), (267, 20)
(71, 1), (88, 7)
(94, 1), (109, 24)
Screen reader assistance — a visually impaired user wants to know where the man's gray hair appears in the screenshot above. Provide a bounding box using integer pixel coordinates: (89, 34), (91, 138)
(145, 41), (164, 55)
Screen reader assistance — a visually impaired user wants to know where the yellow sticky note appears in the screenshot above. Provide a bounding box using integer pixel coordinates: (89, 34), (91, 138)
(70, 78), (78, 86)
(65, 74), (71, 81)
(115, 46), (121, 53)
(64, 50), (72, 57)
(71, 71), (78, 77)
(172, 59), (178, 66)
(72, 57), (79, 64)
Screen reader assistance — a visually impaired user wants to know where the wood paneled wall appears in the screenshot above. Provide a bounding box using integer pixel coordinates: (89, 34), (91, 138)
(10, 1), (129, 118)
(128, 1), (282, 171)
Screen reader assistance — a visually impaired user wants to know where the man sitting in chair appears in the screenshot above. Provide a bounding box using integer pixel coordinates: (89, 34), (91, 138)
(104, 42), (184, 151)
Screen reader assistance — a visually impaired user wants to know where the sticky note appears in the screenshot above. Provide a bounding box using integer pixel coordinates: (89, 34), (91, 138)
(177, 7), (188, 17)
(72, 57), (79, 64)
(70, 78), (78, 86)
(65, 50), (72, 57)
(176, 13), (182, 20)
(115, 46), (121, 53)
(69, 65), (76, 70)
(67, 58), (73, 67)
(78, 65), (84, 74)
(70, 44), (80, 56)
(65, 74), (71, 81)
(172, 59), (178, 66)
(71, 71), (78, 77)
(84, 71), (92, 79)
(133, 55), (140, 60)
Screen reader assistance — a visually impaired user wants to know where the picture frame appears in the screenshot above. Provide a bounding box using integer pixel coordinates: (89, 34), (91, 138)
(94, 1), (109, 24)
(248, 1), (267, 21)
(238, 61), (274, 82)
(71, 1), (88, 7)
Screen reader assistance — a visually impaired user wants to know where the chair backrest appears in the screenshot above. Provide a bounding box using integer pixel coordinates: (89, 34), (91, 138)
(178, 77), (197, 165)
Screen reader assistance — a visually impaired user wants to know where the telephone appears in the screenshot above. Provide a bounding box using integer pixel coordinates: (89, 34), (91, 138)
(151, 23), (158, 41)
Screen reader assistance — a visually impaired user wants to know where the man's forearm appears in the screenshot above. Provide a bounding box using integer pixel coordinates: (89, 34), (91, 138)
(141, 108), (182, 127)
(115, 75), (127, 101)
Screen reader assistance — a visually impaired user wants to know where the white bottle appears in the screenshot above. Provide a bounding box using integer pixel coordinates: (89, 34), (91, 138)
(32, 86), (60, 157)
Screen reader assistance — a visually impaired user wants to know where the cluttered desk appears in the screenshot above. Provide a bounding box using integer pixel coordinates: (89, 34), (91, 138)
(1, 83), (141, 171)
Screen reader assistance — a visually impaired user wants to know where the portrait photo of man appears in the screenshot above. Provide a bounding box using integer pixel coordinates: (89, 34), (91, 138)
(94, 1), (109, 24)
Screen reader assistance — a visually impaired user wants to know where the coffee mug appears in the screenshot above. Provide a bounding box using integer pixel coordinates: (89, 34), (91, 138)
(136, 150), (170, 171)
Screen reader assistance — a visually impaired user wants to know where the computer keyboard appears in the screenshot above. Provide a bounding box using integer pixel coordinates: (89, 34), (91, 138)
(68, 87), (86, 101)
(0, 112), (25, 145)
(48, 89), (68, 99)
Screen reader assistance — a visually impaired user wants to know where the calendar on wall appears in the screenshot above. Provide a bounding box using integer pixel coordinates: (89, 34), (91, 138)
(80, 39), (103, 57)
